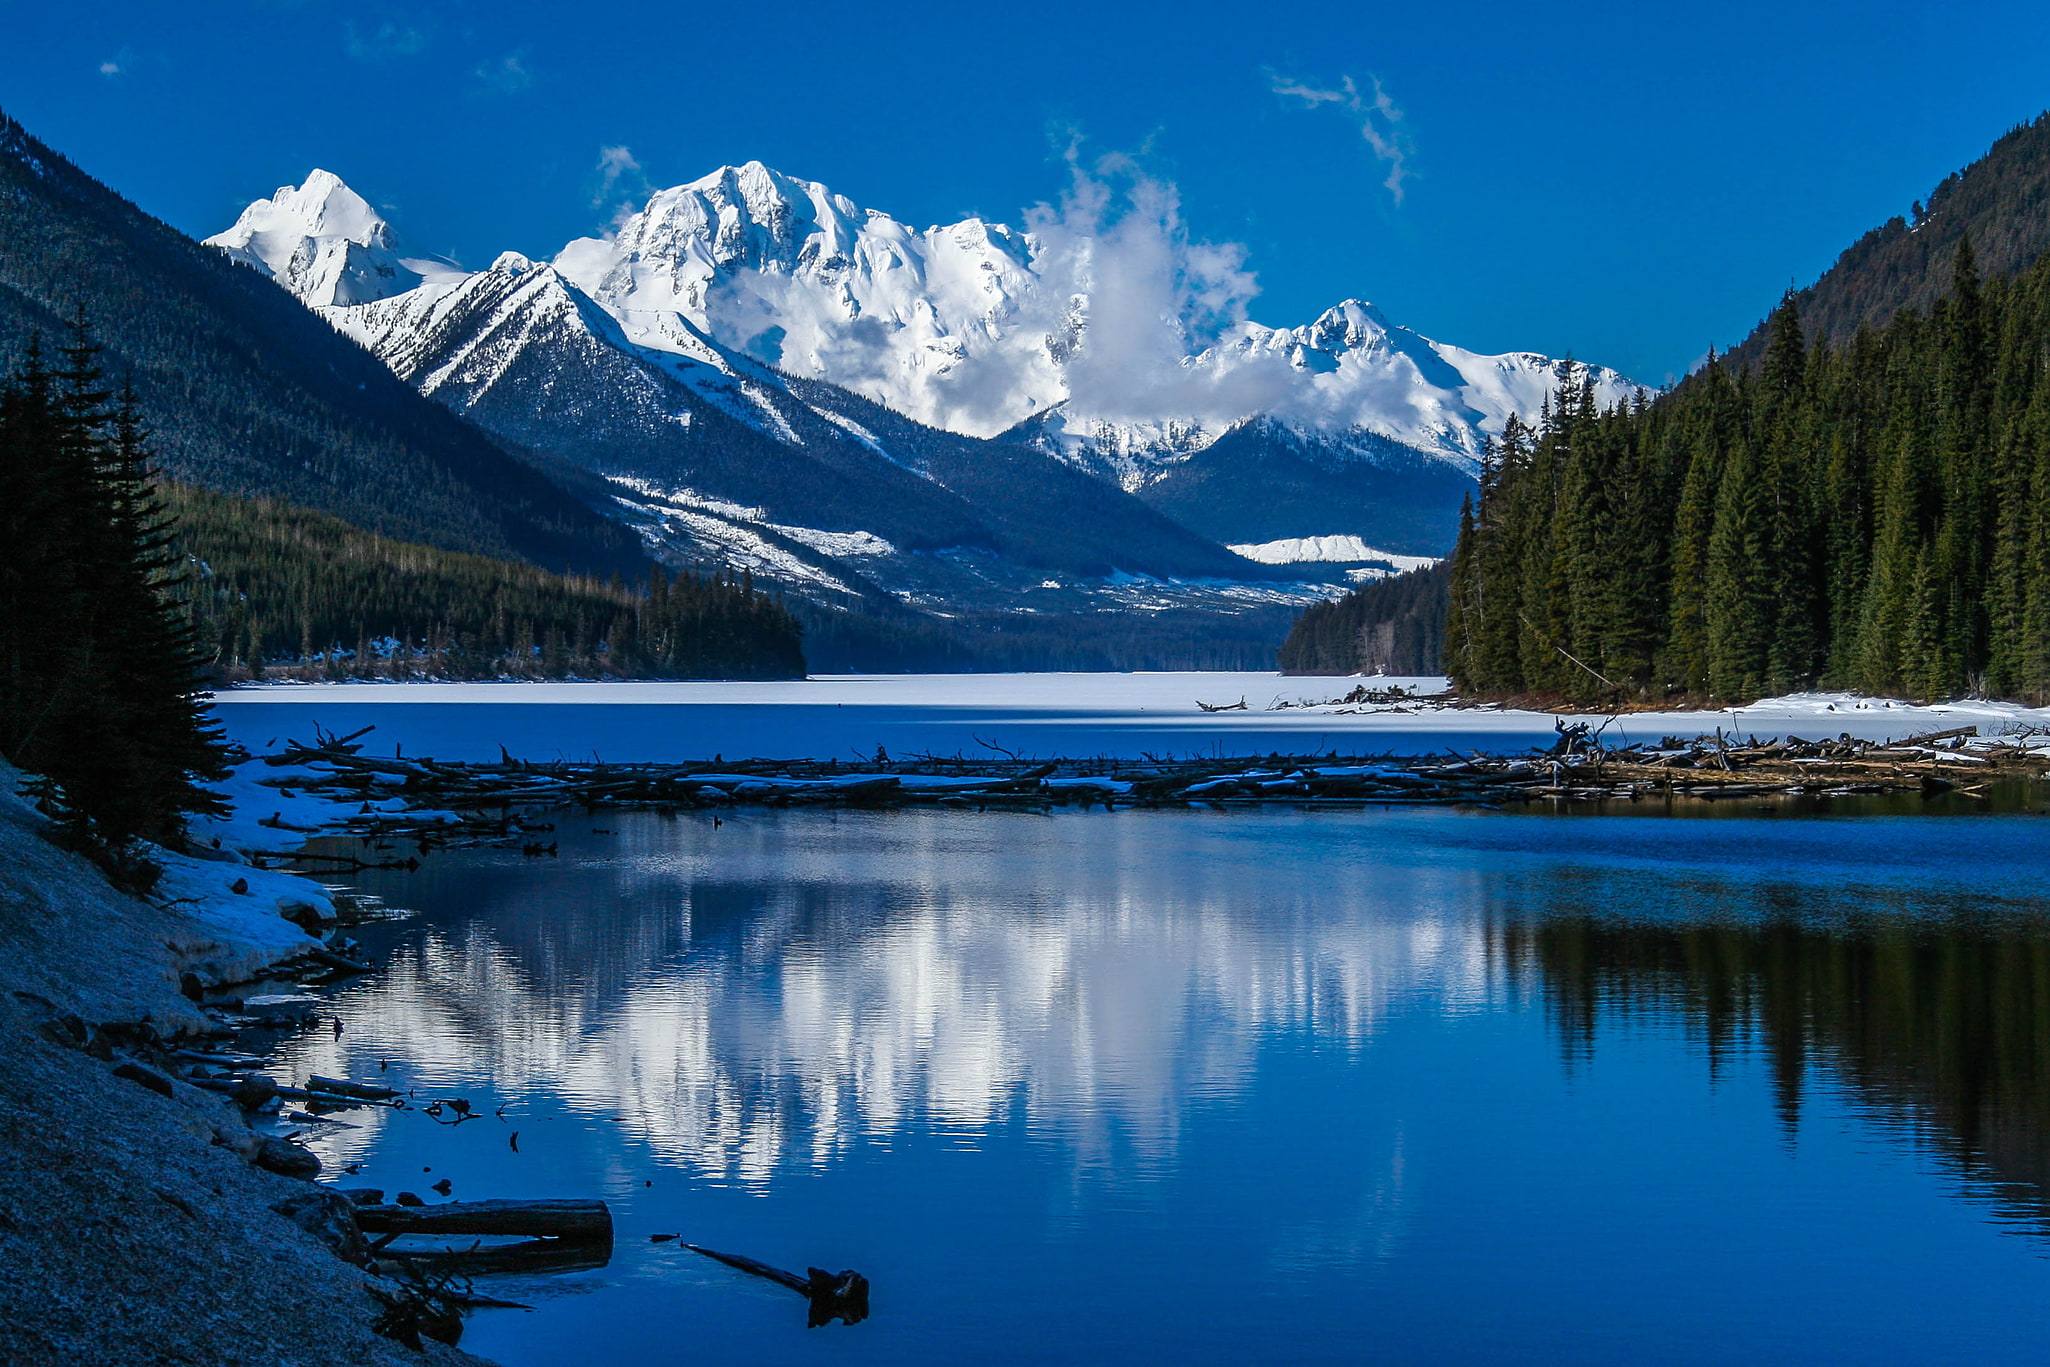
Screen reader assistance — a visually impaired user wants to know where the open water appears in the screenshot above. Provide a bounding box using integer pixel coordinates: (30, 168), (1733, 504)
(275, 803), (2050, 1365)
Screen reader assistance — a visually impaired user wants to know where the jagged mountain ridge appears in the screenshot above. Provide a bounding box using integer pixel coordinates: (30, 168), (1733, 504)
(211, 167), (1636, 568)
(545, 161), (1639, 478)
(209, 183), (1317, 641)
(0, 113), (645, 576)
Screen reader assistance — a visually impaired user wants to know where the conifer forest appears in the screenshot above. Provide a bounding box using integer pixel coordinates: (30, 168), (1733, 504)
(0, 327), (228, 848)
(169, 484), (807, 684)
(1442, 239), (2050, 705)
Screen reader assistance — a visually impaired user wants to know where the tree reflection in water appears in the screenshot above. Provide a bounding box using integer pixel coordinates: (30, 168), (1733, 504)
(1498, 901), (2050, 1221)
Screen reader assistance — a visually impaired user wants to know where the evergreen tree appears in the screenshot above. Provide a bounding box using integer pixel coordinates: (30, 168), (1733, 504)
(0, 325), (230, 854)
(1406, 242), (2050, 704)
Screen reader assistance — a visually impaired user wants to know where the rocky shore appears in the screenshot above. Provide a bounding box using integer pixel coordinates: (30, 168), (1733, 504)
(0, 767), (490, 1366)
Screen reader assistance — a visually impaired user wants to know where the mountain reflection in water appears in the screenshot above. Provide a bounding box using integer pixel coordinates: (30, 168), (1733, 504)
(274, 806), (2050, 1366)
(291, 811), (1493, 1183)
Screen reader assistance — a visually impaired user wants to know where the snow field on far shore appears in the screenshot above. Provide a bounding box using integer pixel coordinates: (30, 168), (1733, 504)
(207, 673), (2050, 766)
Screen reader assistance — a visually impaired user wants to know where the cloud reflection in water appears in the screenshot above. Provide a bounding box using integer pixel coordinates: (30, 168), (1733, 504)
(284, 810), (1494, 1188)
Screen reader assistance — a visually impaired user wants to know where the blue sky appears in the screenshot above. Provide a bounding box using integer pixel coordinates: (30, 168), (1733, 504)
(8, 1), (2050, 384)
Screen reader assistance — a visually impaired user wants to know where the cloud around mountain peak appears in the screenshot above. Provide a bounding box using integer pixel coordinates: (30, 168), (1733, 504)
(215, 160), (1638, 470)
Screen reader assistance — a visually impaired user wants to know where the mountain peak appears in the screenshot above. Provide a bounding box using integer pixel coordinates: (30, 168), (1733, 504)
(205, 169), (421, 307)
(1304, 300), (1393, 349)
(235, 169), (392, 249)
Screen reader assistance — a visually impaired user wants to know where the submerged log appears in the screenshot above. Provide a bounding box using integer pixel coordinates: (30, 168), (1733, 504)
(356, 1199), (612, 1242)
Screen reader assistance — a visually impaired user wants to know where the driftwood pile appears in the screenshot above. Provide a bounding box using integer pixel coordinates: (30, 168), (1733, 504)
(240, 721), (2049, 868)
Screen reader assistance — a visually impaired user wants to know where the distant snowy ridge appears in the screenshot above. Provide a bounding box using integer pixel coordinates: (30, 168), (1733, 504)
(1228, 536), (1440, 570)
(554, 161), (1639, 475)
(214, 166), (1637, 483)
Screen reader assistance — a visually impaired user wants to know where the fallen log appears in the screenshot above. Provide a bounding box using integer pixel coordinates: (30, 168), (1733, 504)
(306, 948), (374, 977)
(356, 1199), (613, 1242)
(307, 1074), (398, 1101)
(684, 1244), (870, 1327)
(1898, 725), (1979, 747)
(377, 1238), (611, 1277)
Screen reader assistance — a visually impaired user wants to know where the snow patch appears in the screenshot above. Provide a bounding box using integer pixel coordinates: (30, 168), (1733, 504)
(1228, 536), (1440, 570)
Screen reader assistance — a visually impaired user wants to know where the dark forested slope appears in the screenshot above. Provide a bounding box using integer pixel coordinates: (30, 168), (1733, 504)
(0, 109), (644, 576)
(168, 484), (804, 681)
(1726, 113), (2050, 369)
(1278, 559), (1449, 676)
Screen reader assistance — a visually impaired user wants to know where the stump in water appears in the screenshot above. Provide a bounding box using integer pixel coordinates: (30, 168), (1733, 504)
(684, 1244), (870, 1327)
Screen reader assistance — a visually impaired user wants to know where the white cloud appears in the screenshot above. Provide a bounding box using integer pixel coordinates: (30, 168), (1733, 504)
(474, 52), (531, 94)
(591, 145), (654, 224)
(97, 45), (134, 78)
(1269, 71), (1414, 206)
(999, 147), (1296, 425)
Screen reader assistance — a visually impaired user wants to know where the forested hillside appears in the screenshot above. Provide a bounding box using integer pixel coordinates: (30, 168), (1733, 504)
(1444, 239), (2050, 704)
(170, 484), (805, 681)
(1725, 114), (2050, 369)
(0, 109), (645, 577)
(1278, 561), (1449, 675)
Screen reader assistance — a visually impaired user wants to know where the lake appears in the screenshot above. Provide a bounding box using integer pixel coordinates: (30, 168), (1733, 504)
(270, 800), (2050, 1366)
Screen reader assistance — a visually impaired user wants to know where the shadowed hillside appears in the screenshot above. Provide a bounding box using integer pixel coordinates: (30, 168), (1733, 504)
(0, 109), (645, 577)
(1726, 112), (2050, 370)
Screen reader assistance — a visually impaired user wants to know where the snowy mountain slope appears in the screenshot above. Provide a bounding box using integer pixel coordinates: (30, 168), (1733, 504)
(208, 177), (1308, 629)
(553, 162), (1056, 438)
(550, 163), (1639, 478)
(204, 170), (463, 307)
(1020, 302), (1636, 487)
(307, 248), (993, 555)
(1227, 537), (1439, 571)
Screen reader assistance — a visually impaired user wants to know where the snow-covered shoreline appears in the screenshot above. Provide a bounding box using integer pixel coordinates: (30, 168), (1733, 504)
(0, 763), (483, 1366)
(207, 673), (2050, 766)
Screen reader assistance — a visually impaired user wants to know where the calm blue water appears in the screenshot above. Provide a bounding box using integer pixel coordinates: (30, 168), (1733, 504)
(278, 807), (2050, 1365)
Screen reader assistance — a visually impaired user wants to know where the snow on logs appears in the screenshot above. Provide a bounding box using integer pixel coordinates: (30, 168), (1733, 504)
(241, 724), (2049, 864)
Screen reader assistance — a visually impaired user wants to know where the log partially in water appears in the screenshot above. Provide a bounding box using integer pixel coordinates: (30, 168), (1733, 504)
(377, 1238), (611, 1277)
(355, 1199), (612, 1242)
(685, 1244), (871, 1327)
(306, 1074), (397, 1101)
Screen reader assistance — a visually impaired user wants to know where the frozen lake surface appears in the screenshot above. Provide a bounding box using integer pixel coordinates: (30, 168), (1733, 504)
(207, 672), (2050, 762)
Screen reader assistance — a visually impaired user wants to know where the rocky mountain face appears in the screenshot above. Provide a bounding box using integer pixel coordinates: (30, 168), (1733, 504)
(207, 164), (1636, 657)
(0, 113), (647, 576)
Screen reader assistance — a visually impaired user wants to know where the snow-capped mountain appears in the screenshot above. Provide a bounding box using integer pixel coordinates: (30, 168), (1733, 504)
(207, 172), (1343, 639)
(206, 170), (465, 307)
(554, 163), (1055, 439)
(206, 165), (1626, 651)
(550, 161), (1636, 481)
